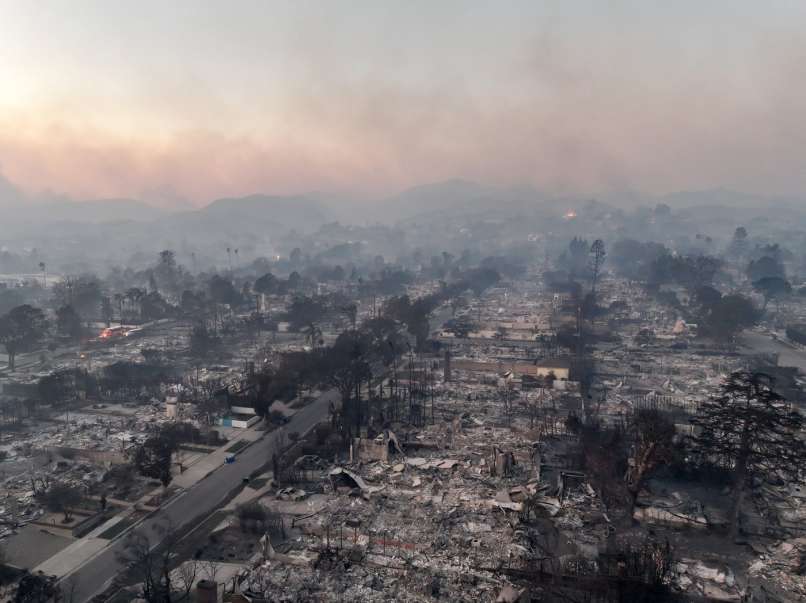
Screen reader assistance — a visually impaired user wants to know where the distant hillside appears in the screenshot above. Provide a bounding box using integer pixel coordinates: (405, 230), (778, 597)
(50, 199), (165, 223)
(656, 188), (803, 210)
(373, 179), (544, 223)
(3, 198), (165, 225)
(380, 179), (496, 221)
(195, 194), (332, 233)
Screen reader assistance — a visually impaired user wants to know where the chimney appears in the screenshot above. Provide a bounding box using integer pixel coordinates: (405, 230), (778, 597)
(165, 395), (178, 419)
(195, 579), (218, 603)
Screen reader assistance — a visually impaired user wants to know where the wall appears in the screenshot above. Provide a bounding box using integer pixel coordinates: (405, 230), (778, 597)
(452, 358), (571, 380)
(351, 437), (388, 463)
(218, 415), (260, 429)
(230, 405), (257, 415)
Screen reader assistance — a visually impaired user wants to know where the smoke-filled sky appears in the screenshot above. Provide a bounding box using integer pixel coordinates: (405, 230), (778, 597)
(1, 1), (806, 205)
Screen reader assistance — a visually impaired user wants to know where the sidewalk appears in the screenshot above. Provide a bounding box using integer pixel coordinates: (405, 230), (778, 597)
(32, 425), (265, 578)
(223, 470), (275, 511)
(33, 505), (142, 577)
(34, 537), (109, 577)
(172, 425), (264, 489)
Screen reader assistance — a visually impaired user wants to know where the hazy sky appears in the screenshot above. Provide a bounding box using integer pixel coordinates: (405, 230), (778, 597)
(1, 1), (806, 205)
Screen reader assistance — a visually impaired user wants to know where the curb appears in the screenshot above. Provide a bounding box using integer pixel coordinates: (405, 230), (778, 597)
(56, 430), (268, 582)
(55, 395), (334, 595)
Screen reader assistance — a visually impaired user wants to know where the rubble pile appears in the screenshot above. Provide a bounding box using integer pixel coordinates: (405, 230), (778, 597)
(233, 385), (616, 601)
(747, 538), (806, 599)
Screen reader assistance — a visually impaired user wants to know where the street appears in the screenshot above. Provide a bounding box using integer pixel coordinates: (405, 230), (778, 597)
(65, 388), (340, 602)
(740, 330), (806, 373)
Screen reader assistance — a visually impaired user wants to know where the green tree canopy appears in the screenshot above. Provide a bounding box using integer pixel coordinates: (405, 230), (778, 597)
(0, 304), (48, 370)
(690, 371), (805, 538)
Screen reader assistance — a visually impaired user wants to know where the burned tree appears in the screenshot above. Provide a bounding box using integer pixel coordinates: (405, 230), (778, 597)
(11, 572), (60, 603)
(133, 425), (180, 488)
(175, 560), (199, 602)
(752, 276), (792, 311)
(580, 421), (631, 513)
(564, 237), (590, 280)
(327, 333), (373, 437)
(341, 303), (358, 330)
(690, 371), (806, 539)
(42, 482), (84, 523)
(116, 522), (179, 603)
(589, 239), (606, 295)
(0, 305), (48, 371)
(625, 408), (676, 515)
(330, 357), (372, 437)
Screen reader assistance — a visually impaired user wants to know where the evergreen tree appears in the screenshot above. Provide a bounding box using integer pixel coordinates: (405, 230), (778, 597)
(690, 371), (805, 539)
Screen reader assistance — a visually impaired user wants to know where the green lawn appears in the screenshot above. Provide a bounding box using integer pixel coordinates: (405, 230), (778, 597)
(225, 439), (250, 454)
(97, 516), (138, 540)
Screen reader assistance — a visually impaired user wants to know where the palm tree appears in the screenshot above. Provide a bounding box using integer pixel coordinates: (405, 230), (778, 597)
(38, 262), (47, 288)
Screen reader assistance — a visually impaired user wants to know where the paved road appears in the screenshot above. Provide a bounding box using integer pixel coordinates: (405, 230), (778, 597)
(740, 330), (806, 372)
(66, 389), (340, 602)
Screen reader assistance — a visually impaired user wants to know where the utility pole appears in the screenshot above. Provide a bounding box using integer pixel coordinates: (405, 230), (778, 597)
(430, 362), (435, 424)
(408, 344), (414, 423)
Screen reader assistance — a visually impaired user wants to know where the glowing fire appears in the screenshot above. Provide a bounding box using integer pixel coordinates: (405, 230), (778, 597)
(99, 327), (127, 339)
(564, 210), (577, 219)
